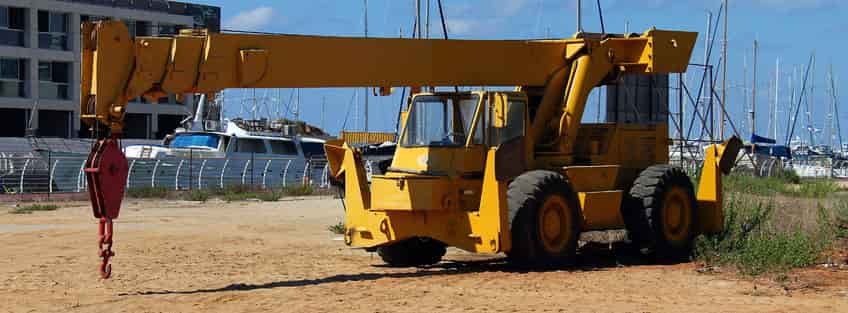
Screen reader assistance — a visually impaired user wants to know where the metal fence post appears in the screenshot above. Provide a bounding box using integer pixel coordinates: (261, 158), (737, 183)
(198, 159), (207, 190)
(188, 149), (193, 191)
(19, 158), (30, 194)
(47, 150), (52, 200)
(151, 159), (161, 188)
(282, 159), (292, 187)
(262, 159), (272, 189)
(175, 159), (184, 191)
(220, 159), (230, 189)
(250, 152), (255, 188)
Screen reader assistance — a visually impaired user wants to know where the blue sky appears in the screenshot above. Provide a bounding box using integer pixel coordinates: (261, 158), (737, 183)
(194, 0), (846, 145)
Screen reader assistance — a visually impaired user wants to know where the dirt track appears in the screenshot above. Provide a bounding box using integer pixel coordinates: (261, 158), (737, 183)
(1, 197), (847, 313)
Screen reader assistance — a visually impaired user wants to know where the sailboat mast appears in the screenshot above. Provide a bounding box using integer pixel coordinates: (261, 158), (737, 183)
(808, 53), (816, 146)
(751, 40), (758, 158)
(363, 0), (369, 132)
(775, 58), (780, 141)
(721, 0), (728, 140)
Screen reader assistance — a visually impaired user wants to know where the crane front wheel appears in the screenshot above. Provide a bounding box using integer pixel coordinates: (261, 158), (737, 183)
(507, 171), (580, 267)
(376, 237), (446, 267)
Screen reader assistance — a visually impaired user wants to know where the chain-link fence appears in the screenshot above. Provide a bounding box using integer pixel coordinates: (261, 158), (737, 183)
(0, 151), (336, 195)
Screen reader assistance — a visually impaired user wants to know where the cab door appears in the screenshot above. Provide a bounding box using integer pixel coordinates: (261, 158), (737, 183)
(490, 92), (529, 180)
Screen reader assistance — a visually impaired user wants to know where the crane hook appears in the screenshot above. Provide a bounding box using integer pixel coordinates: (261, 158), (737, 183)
(98, 217), (115, 279)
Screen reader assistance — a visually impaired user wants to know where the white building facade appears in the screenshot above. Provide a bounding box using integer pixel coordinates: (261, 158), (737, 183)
(0, 0), (219, 139)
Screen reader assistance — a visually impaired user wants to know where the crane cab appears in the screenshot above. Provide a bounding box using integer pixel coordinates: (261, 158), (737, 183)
(389, 91), (526, 176)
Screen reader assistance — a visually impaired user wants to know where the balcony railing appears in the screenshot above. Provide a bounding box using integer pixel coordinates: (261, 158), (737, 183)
(0, 28), (24, 47)
(38, 33), (68, 50)
(0, 80), (24, 98)
(39, 82), (70, 100)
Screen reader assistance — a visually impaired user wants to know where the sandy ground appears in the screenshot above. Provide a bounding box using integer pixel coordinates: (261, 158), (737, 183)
(1, 197), (847, 313)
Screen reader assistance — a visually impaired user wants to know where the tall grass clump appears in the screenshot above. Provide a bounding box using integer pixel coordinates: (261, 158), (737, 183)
(327, 221), (345, 235)
(282, 184), (314, 197)
(695, 197), (837, 275)
(126, 186), (169, 198)
(9, 203), (59, 214)
(723, 172), (839, 198)
(185, 190), (210, 202)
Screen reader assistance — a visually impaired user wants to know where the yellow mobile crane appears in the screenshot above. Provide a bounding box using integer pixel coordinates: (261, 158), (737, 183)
(81, 21), (740, 277)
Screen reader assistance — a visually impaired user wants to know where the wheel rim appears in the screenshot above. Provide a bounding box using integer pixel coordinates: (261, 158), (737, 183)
(662, 186), (693, 245)
(538, 195), (572, 254)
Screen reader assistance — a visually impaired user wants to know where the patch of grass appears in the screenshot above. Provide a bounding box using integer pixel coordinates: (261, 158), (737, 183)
(208, 185), (284, 202)
(126, 186), (169, 199)
(723, 174), (788, 196)
(787, 179), (840, 198)
(696, 197), (837, 275)
(832, 201), (848, 239)
(10, 203), (59, 214)
(184, 190), (210, 202)
(256, 190), (283, 202)
(282, 184), (314, 197)
(327, 221), (345, 235)
(723, 173), (840, 198)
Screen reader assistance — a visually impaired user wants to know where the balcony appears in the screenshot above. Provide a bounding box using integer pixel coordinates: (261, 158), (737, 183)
(38, 33), (68, 50)
(0, 28), (23, 46)
(0, 80), (24, 98)
(39, 82), (69, 100)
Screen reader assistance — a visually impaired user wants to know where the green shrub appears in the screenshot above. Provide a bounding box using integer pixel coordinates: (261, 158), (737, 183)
(695, 197), (834, 275)
(9, 203), (59, 214)
(723, 174), (786, 196)
(185, 190), (210, 202)
(723, 173), (838, 198)
(789, 180), (839, 198)
(126, 186), (169, 198)
(256, 190), (283, 202)
(327, 221), (345, 235)
(283, 184), (314, 197)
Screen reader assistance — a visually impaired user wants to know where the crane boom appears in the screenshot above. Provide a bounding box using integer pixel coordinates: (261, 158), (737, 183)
(81, 21), (695, 134)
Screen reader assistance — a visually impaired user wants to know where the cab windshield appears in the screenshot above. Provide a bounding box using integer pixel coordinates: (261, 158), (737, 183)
(401, 94), (480, 147)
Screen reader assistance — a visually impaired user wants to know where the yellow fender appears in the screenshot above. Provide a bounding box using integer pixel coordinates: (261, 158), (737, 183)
(696, 136), (743, 234)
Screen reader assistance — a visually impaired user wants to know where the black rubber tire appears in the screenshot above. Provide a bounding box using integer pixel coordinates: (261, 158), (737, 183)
(506, 170), (581, 267)
(377, 237), (446, 267)
(625, 165), (697, 261)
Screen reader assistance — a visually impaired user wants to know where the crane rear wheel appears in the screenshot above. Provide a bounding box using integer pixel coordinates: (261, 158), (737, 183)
(625, 165), (697, 261)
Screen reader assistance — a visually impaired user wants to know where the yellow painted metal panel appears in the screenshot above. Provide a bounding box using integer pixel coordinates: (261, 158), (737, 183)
(161, 36), (205, 93)
(370, 175), (452, 211)
(193, 34), (569, 91)
(578, 191), (625, 230)
(125, 38), (172, 100)
(340, 131), (397, 145)
(564, 165), (620, 192)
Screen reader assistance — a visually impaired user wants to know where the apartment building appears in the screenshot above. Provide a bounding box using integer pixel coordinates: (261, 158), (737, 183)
(0, 0), (220, 139)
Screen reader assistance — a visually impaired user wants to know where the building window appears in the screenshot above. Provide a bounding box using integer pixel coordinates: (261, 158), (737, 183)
(81, 15), (109, 23)
(0, 6), (24, 47)
(157, 23), (181, 36)
(39, 61), (70, 100)
(0, 58), (25, 98)
(38, 11), (69, 50)
(37, 110), (72, 138)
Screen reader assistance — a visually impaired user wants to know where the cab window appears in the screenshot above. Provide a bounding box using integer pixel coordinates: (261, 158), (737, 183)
(401, 94), (480, 147)
(488, 99), (526, 146)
